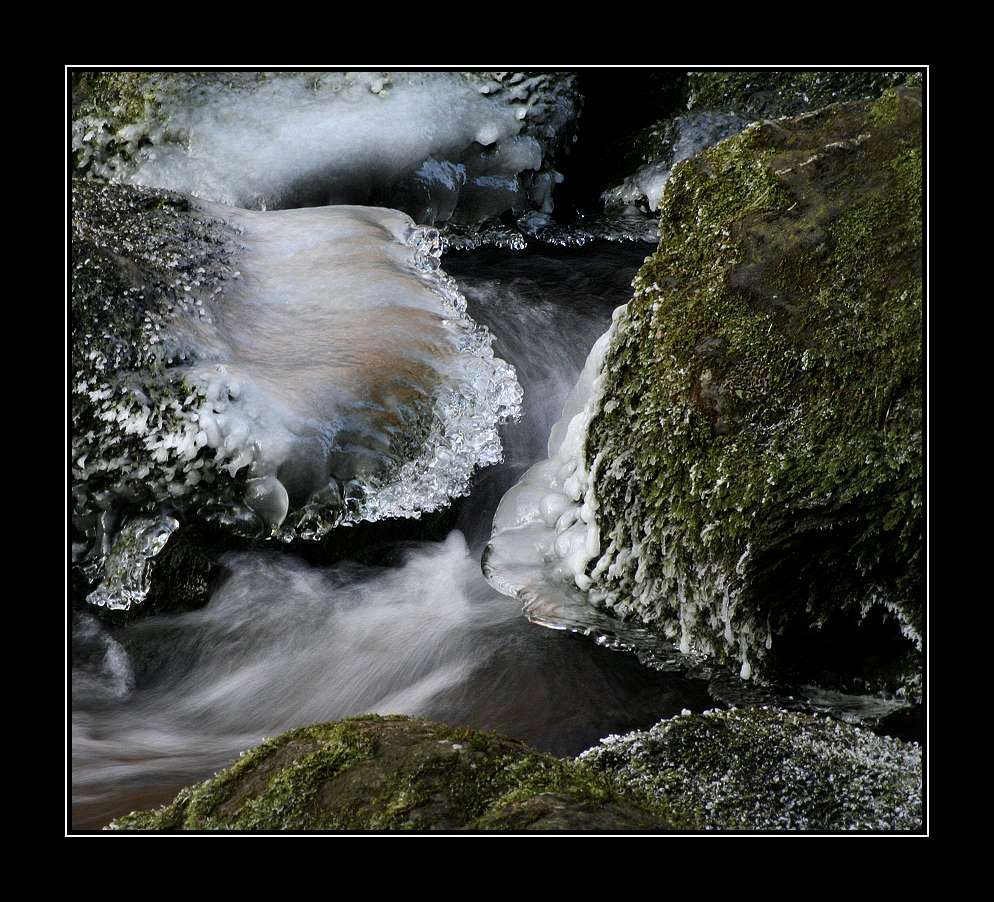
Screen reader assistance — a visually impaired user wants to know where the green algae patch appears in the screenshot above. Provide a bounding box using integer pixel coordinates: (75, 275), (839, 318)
(584, 89), (923, 684)
(580, 707), (922, 831)
(109, 716), (680, 831)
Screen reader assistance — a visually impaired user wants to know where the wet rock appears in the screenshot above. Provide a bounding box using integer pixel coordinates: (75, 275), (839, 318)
(108, 715), (677, 831)
(602, 70), (921, 222)
(684, 69), (921, 120)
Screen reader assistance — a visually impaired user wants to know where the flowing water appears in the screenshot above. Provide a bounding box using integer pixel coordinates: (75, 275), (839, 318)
(71, 242), (719, 829)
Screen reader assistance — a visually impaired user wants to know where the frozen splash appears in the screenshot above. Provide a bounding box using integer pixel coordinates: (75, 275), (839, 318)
(72, 187), (521, 608)
(481, 299), (718, 669)
(601, 111), (747, 215)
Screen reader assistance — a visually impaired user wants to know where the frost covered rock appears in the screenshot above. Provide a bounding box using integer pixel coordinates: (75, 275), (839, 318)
(71, 71), (578, 226)
(684, 69), (921, 120)
(487, 89), (923, 686)
(108, 715), (674, 831)
(72, 180), (521, 609)
(580, 707), (922, 831)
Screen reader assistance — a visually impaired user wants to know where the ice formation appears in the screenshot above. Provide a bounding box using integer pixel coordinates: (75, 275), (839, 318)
(483, 304), (625, 612)
(483, 298), (759, 679)
(84, 514), (180, 611)
(184, 202), (522, 530)
(601, 111), (747, 214)
(72, 71), (578, 226)
(72, 183), (521, 608)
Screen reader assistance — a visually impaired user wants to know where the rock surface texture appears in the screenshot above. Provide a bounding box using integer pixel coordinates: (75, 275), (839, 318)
(585, 88), (923, 682)
(109, 716), (674, 831)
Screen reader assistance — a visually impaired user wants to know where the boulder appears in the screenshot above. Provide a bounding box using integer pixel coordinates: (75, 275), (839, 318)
(585, 88), (923, 683)
(108, 715), (675, 831)
(581, 707), (922, 831)
(487, 88), (923, 688)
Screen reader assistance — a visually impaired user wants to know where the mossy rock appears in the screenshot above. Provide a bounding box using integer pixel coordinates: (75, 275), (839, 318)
(684, 70), (922, 120)
(108, 715), (679, 831)
(584, 88), (923, 684)
(581, 707), (922, 831)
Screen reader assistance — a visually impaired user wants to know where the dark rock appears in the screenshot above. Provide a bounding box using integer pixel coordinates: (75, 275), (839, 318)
(584, 88), (923, 686)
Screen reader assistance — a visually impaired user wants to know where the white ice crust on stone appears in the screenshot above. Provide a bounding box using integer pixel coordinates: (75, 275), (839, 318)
(73, 72), (577, 224)
(484, 303), (627, 600)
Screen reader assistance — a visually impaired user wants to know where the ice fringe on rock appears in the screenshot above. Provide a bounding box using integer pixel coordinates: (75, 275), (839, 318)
(73, 183), (522, 610)
(72, 71), (578, 226)
(484, 304), (625, 601)
(84, 514), (179, 611)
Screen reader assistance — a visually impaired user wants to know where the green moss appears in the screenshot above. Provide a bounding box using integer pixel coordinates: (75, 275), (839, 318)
(72, 71), (158, 124)
(109, 716), (682, 831)
(585, 89), (923, 682)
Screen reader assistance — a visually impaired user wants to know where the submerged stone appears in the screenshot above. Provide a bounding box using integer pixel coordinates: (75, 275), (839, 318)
(580, 707), (922, 831)
(108, 715), (674, 831)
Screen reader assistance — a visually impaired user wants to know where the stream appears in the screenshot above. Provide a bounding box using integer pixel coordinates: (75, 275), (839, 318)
(71, 241), (723, 830)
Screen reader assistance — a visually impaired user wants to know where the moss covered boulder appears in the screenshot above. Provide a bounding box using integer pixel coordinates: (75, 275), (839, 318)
(583, 88), (923, 685)
(108, 715), (676, 831)
(580, 707), (922, 831)
(608, 71), (920, 214)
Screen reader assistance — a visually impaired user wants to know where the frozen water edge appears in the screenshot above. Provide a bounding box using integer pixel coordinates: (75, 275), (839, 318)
(76, 200), (523, 609)
(484, 304), (624, 603)
(198, 205), (525, 535)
